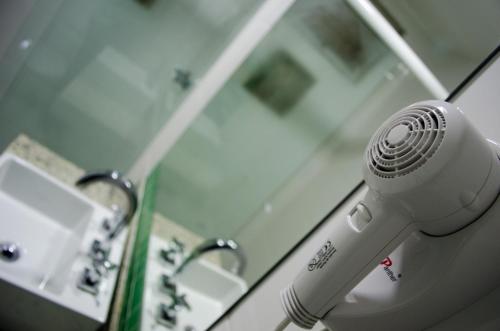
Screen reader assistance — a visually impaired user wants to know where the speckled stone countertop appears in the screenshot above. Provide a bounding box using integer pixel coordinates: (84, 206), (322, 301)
(5, 134), (128, 209)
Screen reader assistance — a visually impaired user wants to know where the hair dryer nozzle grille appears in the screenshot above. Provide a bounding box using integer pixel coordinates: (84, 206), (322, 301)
(367, 105), (447, 178)
(280, 285), (318, 329)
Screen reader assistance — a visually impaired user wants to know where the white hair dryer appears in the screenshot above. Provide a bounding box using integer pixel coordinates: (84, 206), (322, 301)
(279, 100), (500, 329)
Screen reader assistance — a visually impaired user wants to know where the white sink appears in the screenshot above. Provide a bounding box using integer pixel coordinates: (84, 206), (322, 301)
(142, 236), (247, 331)
(0, 153), (127, 331)
(176, 258), (247, 309)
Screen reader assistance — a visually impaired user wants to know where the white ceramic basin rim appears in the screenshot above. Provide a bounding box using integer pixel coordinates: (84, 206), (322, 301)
(0, 153), (126, 328)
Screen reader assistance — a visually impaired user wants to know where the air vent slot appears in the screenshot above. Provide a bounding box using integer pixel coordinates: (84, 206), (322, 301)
(366, 105), (446, 178)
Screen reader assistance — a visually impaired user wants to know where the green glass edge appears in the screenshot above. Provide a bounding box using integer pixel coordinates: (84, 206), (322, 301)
(118, 167), (159, 331)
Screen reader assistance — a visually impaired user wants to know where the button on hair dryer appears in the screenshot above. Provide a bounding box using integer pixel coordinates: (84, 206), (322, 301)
(278, 100), (500, 330)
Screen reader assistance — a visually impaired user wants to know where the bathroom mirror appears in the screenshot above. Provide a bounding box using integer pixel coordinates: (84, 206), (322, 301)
(127, 0), (500, 330)
(0, 0), (263, 174)
(149, 0), (403, 285)
(1, 0), (498, 330)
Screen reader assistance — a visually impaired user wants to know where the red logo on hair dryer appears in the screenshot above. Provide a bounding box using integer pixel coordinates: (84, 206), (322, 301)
(380, 257), (393, 267)
(380, 257), (400, 282)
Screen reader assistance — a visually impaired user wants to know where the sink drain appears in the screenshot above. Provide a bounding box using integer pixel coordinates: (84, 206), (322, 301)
(0, 242), (21, 262)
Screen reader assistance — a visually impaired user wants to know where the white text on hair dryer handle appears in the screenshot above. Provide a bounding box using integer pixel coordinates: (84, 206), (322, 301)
(292, 190), (415, 318)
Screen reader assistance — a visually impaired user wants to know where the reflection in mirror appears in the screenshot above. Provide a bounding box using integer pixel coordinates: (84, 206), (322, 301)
(1, 0), (498, 330)
(135, 1), (427, 330)
(0, 0), (262, 173)
(126, 1), (500, 331)
(151, 0), (402, 289)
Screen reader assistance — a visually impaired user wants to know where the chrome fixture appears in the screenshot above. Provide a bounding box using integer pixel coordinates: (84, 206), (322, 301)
(0, 242), (21, 262)
(89, 239), (116, 275)
(77, 239), (116, 295)
(157, 293), (191, 328)
(160, 237), (185, 265)
(174, 239), (246, 276)
(77, 267), (101, 295)
(171, 292), (191, 312)
(102, 205), (126, 232)
(76, 170), (137, 239)
(92, 259), (117, 276)
(158, 302), (178, 328)
(89, 239), (111, 261)
(160, 274), (177, 294)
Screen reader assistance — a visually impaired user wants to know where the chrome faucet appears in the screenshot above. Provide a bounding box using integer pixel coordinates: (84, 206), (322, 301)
(76, 170), (138, 239)
(89, 239), (117, 275)
(174, 239), (246, 276)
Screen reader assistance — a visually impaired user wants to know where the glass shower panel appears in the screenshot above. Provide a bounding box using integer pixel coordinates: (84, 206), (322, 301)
(0, 0), (263, 172)
(151, 0), (432, 284)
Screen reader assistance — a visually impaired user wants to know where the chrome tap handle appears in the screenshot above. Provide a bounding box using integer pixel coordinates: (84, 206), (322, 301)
(77, 266), (102, 296)
(160, 237), (186, 265)
(76, 170), (138, 239)
(89, 239), (117, 275)
(160, 274), (177, 294)
(83, 267), (101, 287)
(171, 237), (185, 254)
(158, 303), (178, 328)
(172, 293), (191, 311)
(92, 259), (117, 276)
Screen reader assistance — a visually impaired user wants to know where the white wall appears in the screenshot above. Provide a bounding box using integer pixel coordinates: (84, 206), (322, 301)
(210, 53), (500, 331)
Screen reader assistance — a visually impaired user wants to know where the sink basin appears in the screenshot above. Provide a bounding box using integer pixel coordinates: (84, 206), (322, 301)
(176, 258), (247, 309)
(0, 153), (127, 331)
(142, 235), (247, 331)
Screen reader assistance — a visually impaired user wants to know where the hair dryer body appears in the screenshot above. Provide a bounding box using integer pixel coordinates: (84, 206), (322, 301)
(322, 190), (500, 330)
(280, 100), (500, 329)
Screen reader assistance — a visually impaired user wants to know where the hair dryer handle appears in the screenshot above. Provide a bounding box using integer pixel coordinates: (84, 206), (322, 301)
(281, 190), (415, 329)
